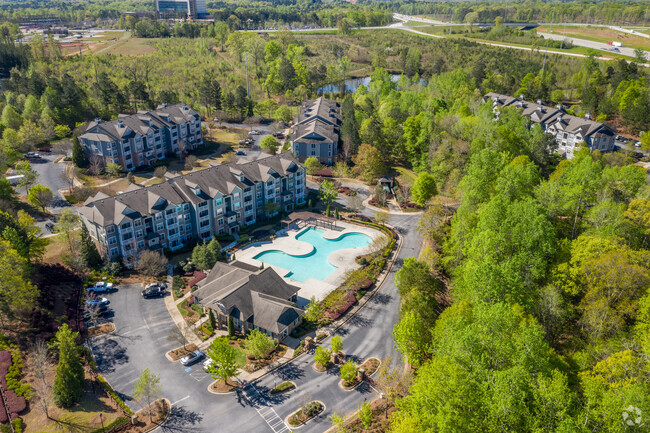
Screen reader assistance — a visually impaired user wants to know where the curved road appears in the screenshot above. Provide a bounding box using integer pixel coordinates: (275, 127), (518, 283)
(91, 202), (421, 432)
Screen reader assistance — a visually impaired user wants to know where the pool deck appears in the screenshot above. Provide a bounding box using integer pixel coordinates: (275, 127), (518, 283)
(233, 221), (383, 306)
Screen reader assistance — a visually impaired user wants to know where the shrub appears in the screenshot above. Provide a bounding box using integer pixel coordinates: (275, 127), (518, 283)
(270, 381), (295, 394)
(96, 375), (134, 415)
(303, 401), (323, 417)
(104, 260), (124, 276)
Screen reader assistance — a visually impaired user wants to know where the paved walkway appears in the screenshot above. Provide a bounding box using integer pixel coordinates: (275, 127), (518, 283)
(362, 197), (424, 215)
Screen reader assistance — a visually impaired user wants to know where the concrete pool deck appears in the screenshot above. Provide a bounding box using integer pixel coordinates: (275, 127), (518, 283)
(233, 221), (384, 306)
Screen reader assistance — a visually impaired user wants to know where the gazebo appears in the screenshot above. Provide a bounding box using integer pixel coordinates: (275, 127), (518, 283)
(282, 211), (338, 230)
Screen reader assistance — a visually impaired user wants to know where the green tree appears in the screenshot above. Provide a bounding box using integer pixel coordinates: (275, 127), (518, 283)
(27, 184), (53, 212)
(260, 135), (279, 153)
(52, 324), (84, 408)
(79, 224), (102, 269)
(319, 180), (338, 208)
(273, 105), (292, 122)
(393, 310), (429, 367)
(244, 329), (277, 360)
(340, 359), (358, 384)
(353, 143), (386, 181)
(206, 336), (245, 384)
(208, 309), (216, 330)
(15, 160), (38, 194)
(0, 177), (17, 204)
(0, 240), (39, 327)
(227, 317), (234, 338)
(411, 172), (437, 206)
(314, 346), (331, 368)
(374, 211), (389, 226)
(105, 162), (121, 177)
(199, 74), (222, 115)
(55, 208), (79, 253)
(133, 368), (162, 423)
(1, 105), (22, 130)
(71, 135), (86, 168)
(331, 335), (342, 354)
(304, 157), (322, 175)
(358, 401), (372, 430)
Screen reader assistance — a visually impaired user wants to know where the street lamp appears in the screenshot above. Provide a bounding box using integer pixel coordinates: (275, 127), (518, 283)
(99, 412), (105, 432)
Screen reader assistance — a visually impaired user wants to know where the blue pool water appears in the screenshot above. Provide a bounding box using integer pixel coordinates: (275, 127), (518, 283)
(254, 227), (372, 282)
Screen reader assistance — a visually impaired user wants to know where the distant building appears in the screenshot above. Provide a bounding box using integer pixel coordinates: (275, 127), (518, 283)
(484, 93), (616, 158)
(155, 0), (207, 19)
(79, 103), (202, 172)
(78, 153), (306, 262)
(290, 97), (341, 165)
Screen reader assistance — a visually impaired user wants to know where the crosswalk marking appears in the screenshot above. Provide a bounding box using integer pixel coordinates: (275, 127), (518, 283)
(243, 383), (289, 433)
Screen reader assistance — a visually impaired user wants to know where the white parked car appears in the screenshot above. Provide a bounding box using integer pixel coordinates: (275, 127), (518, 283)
(249, 130), (260, 135)
(86, 297), (109, 307)
(86, 281), (114, 293)
(203, 358), (214, 371)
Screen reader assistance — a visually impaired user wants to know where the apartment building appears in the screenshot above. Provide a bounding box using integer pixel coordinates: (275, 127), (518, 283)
(155, 0), (207, 19)
(484, 93), (616, 158)
(290, 97), (341, 165)
(78, 153), (307, 263)
(79, 103), (202, 172)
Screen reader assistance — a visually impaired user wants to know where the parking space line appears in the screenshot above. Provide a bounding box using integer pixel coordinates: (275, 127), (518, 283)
(171, 395), (190, 405)
(243, 384), (289, 432)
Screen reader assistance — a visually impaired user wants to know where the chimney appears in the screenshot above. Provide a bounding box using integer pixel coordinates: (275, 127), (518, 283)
(556, 104), (563, 110)
(536, 99), (542, 105)
(161, 102), (168, 108)
(585, 112), (591, 120)
(94, 118), (102, 124)
(519, 94), (525, 100)
(117, 120), (124, 128)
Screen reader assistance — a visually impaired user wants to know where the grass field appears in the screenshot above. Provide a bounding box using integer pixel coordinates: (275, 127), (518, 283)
(536, 25), (650, 50)
(90, 33), (158, 56)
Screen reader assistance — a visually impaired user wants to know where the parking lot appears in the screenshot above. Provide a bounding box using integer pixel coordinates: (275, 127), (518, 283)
(89, 283), (264, 432)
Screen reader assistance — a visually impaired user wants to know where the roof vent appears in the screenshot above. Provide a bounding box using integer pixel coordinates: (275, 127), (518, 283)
(585, 112), (591, 120)
(536, 99), (542, 105)
(117, 120), (125, 128)
(161, 102), (168, 108)
(94, 118), (102, 124)
(182, 105), (188, 111)
(519, 94), (525, 100)
(556, 104), (562, 110)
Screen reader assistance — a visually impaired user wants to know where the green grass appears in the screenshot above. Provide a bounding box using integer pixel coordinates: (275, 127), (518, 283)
(270, 381), (295, 394)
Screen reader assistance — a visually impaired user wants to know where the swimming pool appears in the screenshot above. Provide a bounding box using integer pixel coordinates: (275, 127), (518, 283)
(253, 227), (372, 282)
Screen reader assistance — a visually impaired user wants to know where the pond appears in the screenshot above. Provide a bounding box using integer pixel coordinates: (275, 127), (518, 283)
(317, 74), (426, 94)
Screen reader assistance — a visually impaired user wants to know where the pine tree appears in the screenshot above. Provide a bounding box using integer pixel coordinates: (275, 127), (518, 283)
(80, 224), (102, 269)
(72, 135), (87, 168)
(52, 324), (84, 408)
(227, 317), (234, 338)
(334, 207), (339, 220)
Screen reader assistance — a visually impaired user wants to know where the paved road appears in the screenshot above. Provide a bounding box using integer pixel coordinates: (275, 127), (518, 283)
(536, 31), (643, 59)
(90, 199), (421, 432)
(29, 152), (70, 208)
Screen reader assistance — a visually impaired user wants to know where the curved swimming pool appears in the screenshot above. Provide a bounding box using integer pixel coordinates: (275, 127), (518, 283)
(253, 227), (372, 282)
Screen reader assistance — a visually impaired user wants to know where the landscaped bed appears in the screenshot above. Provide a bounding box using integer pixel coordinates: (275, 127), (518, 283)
(209, 378), (239, 393)
(243, 345), (287, 373)
(87, 322), (115, 337)
(359, 357), (380, 376)
(269, 381), (295, 395)
(286, 401), (324, 427)
(167, 343), (199, 361)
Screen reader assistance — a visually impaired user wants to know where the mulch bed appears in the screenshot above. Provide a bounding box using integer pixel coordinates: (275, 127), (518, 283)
(168, 344), (199, 361)
(243, 345), (287, 373)
(88, 322), (115, 337)
(359, 357), (380, 376)
(340, 378), (361, 390)
(250, 229), (270, 239)
(210, 378), (239, 393)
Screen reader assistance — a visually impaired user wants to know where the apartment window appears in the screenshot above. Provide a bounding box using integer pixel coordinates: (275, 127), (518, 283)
(137, 240), (145, 248)
(122, 232), (133, 241)
(215, 198), (222, 205)
(134, 219), (142, 227)
(110, 248), (118, 256)
(157, 223), (164, 231)
(234, 193), (240, 199)
(216, 208), (223, 215)
(183, 204), (190, 211)
(234, 202), (240, 209)
(200, 220), (210, 228)
(199, 210), (209, 218)
(169, 228), (177, 236)
(120, 222), (131, 230)
(177, 205), (182, 211)
(185, 224), (191, 231)
(167, 218), (175, 226)
(136, 231), (143, 238)
(165, 209), (174, 216)
(108, 237), (117, 246)
(311, 143), (316, 148)
(106, 226), (115, 234)
(198, 201), (208, 208)
(217, 218), (224, 225)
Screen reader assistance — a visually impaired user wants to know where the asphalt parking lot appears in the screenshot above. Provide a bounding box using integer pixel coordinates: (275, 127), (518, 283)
(89, 283), (265, 432)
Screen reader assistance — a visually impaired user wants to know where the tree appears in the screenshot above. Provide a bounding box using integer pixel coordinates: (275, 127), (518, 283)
(134, 250), (168, 276)
(199, 75), (222, 115)
(273, 105), (292, 122)
(133, 368), (162, 423)
(87, 154), (104, 176)
(319, 180), (338, 208)
(52, 324), (84, 408)
(260, 135), (279, 154)
(340, 359), (358, 384)
(244, 329), (277, 360)
(353, 143), (386, 181)
(71, 135), (86, 168)
(29, 340), (52, 419)
(1, 105), (21, 130)
(411, 172), (437, 206)
(227, 317), (234, 338)
(55, 208), (79, 253)
(314, 346), (331, 368)
(0, 240), (39, 327)
(331, 335), (343, 354)
(15, 160), (38, 194)
(27, 184), (53, 212)
(0, 177), (17, 204)
(358, 401), (372, 430)
(330, 412), (346, 433)
(79, 224), (102, 269)
(153, 166), (167, 179)
(206, 336), (245, 384)
(374, 211), (389, 226)
(393, 310), (428, 367)
(105, 162), (121, 177)
(263, 201), (280, 217)
(185, 155), (198, 171)
(347, 195), (364, 213)
(375, 357), (411, 418)
(304, 157), (322, 175)
(208, 309), (216, 330)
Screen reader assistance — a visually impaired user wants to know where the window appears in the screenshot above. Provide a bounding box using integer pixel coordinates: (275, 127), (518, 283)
(185, 224), (191, 231)
(200, 220), (210, 228)
(169, 228), (177, 236)
(106, 226), (115, 234)
(199, 210), (209, 218)
(215, 198), (222, 205)
(183, 204), (190, 211)
(108, 237), (117, 246)
(137, 240), (144, 248)
(134, 220), (142, 227)
(185, 214), (191, 221)
(234, 202), (240, 209)
(136, 230), (143, 238)
(234, 193), (240, 199)
(157, 223), (164, 231)
(165, 209), (174, 216)
(122, 232), (133, 241)
(161, 233), (165, 240)
(110, 248), (118, 256)
(167, 218), (175, 226)
(120, 222), (131, 230)
(217, 218), (224, 225)
(177, 205), (182, 211)
(198, 201), (208, 208)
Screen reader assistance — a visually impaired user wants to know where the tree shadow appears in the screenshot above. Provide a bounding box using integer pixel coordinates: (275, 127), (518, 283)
(354, 380), (374, 395)
(370, 292), (392, 305)
(272, 362), (305, 381)
(345, 312), (373, 329)
(91, 337), (129, 374)
(158, 405), (204, 433)
(253, 384), (293, 405)
(52, 414), (93, 433)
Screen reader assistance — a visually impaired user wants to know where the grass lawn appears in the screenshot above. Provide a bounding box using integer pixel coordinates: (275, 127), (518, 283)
(97, 179), (130, 196)
(42, 235), (70, 265)
(91, 33), (158, 56)
(536, 25), (650, 51)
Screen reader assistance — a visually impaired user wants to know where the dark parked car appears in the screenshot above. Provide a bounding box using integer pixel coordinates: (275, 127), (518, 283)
(142, 284), (166, 298)
(180, 350), (205, 366)
(236, 150), (246, 156)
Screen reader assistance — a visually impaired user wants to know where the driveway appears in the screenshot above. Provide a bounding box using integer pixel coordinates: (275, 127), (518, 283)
(90, 209), (421, 432)
(29, 152), (70, 207)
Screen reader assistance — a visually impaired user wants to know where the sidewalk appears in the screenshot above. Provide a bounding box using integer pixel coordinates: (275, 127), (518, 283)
(362, 197), (424, 215)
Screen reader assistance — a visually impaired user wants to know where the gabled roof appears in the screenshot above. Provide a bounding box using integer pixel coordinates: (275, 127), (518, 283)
(291, 118), (339, 144)
(194, 262), (303, 333)
(79, 153), (303, 226)
(294, 97), (341, 127)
